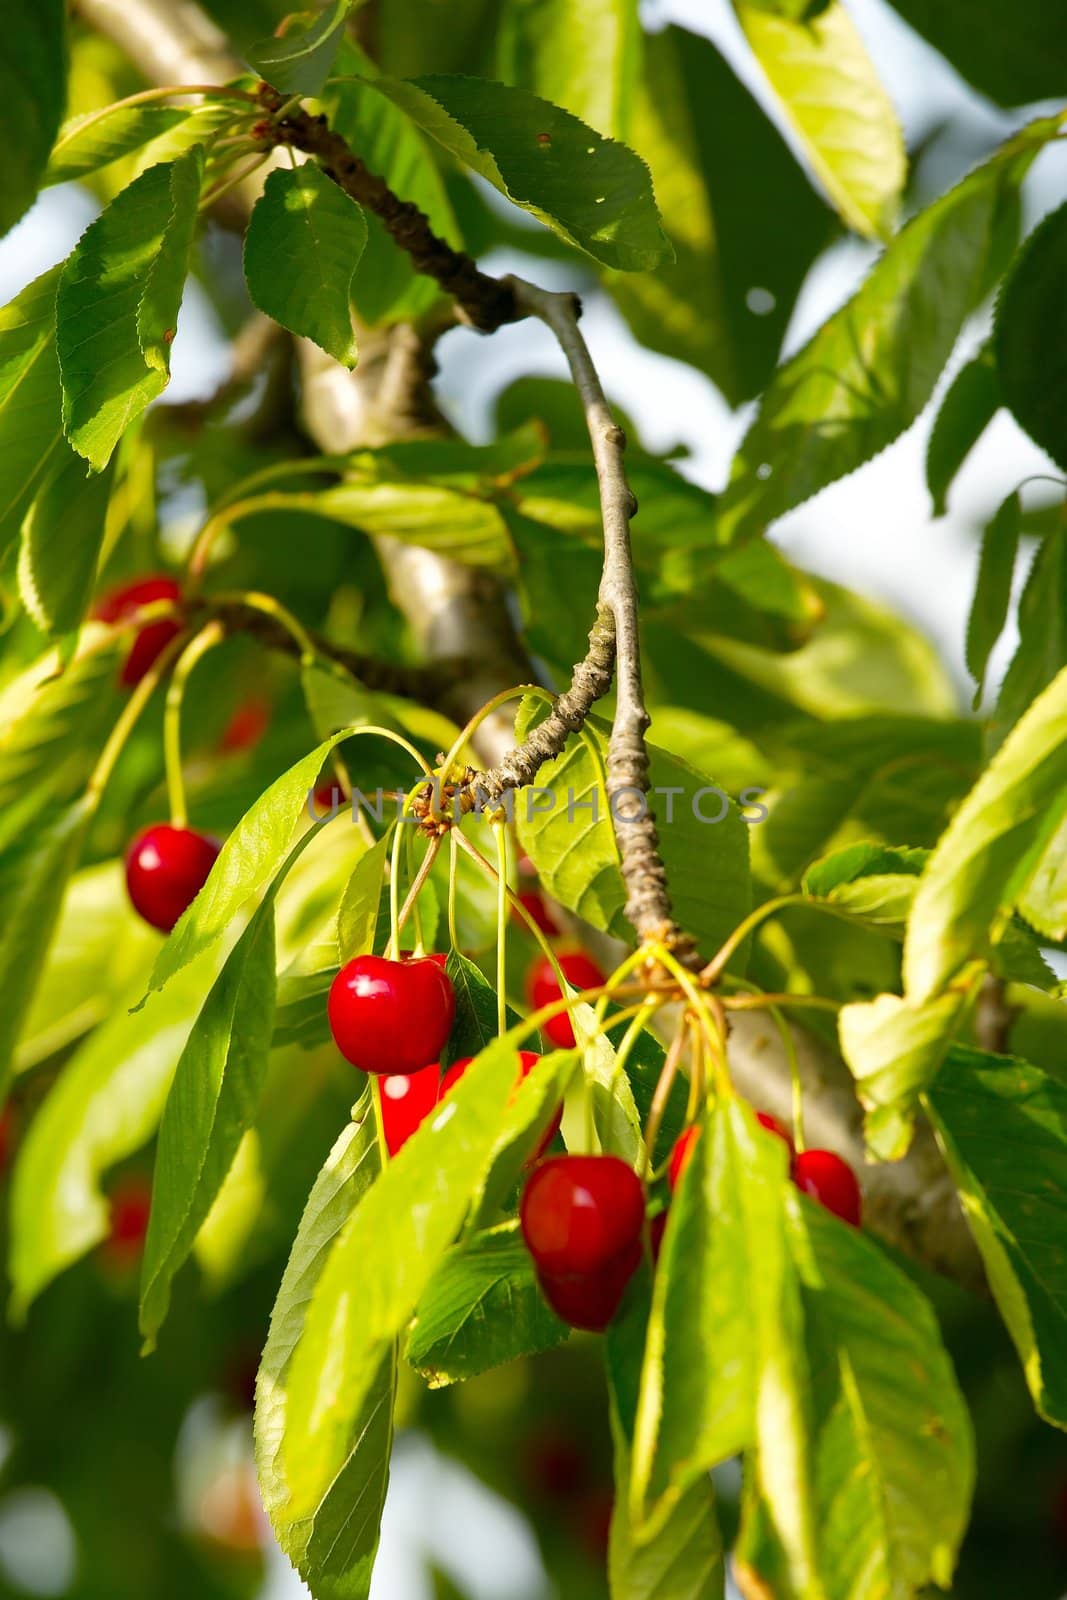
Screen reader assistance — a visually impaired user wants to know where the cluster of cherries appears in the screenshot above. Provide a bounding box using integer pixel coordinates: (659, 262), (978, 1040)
(106, 574), (863, 1339)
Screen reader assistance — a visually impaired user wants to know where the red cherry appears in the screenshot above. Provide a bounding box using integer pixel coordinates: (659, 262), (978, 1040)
(794, 1149), (863, 1227)
(125, 824), (220, 932)
(526, 951), (607, 1049)
(521, 1154), (644, 1276)
(379, 1064), (442, 1156)
(667, 1125), (700, 1192)
(756, 1110), (795, 1159)
(515, 889), (560, 937)
(328, 954), (455, 1075)
(219, 694), (271, 754)
(103, 1177), (152, 1266)
(93, 573), (184, 686)
(440, 1050), (562, 1163)
(536, 1242), (642, 1332)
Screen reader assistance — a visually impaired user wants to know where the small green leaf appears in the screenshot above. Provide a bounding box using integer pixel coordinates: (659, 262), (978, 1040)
(0, 0), (66, 237)
(244, 165), (367, 368)
(839, 986), (969, 1159)
(256, 1098), (396, 1597)
(45, 105), (190, 187)
(903, 663), (1067, 1002)
(965, 490), (1020, 706)
(247, 0), (353, 96)
(996, 199), (1067, 474)
(0, 799), (93, 1096)
(8, 942), (224, 1319)
(926, 344), (1000, 516)
(716, 116), (1057, 544)
(496, 0), (638, 139)
(443, 950), (501, 1067)
(1017, 812), (1067, 942)
(57, 151), (203, 471)
(735, 0), (905, 239)
(406, 1221), (567, 1385)
(365, 73), (672, 271)
(336, 834), (391, 961)
(926, 1047), (1067, 1429)
(139, 892), (278, 1349)
(989, 521), (1067, 749)
(0, 268), (66, 561)
(18, 452), (115, 637)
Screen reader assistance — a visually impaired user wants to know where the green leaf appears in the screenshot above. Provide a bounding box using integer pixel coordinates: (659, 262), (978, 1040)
(256, 1098), (396, 1598)
(716, 118), (1056, 544)
(737, 1191), (974, 1597)
(244, 165), (367, 368)
(406, 1220), (567, 1385)
(18, 452), (115, 637)
(965, 490), (1020, 706)
(734, 0), (905, 239)
(247, 0), (353, 96)
(884, 0), (1067, 107)
(336, 833), (391, 961)
(838, 986), (969, 1159)
(443, 950), (501, 1067)
(365, 73), (671, 271)
(903, 664), (1067, 1002)
(496, 0), (639, 139)
(57, 150), (203, 471)
(515, 706), (750, 960)
(8, 943), (223, 1319)
(324, 40), (463, 325)
(0, 799), (93, 1097)
(989, 521), (1067, 749)
(45, 105), (190, 187)
(926, 344), (1000, 516)
(281, 1036), (566, 1521)
(996, 199), (1067, 474)
(1017, 812), (1067, 942)
(609, 22), (831, 405)
(0, 0), (66, 237)
(139, 890), (278, 1349)
(0, 268), (66, 561)
(926, 1046), (1067, 1429)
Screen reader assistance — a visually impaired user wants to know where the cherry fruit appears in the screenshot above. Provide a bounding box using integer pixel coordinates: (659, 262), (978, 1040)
(515, 889), (560, 938)
(126, 824), (220, 932)
(328, 953), (455, 1076)
(667, 1125), (700, 1192)
(103, 1177), (152, 1267)
(521, 1154), (644, 1330)
(756, 1109), (795, 1157)
(526, 951), (607, 1049)
(219, 694), (271, 754)
(93, 573), (184, 686)
(440, 1049), (562, 1162)
(380, 1064), (442, 1156)
(794, 1148), (862, 1227)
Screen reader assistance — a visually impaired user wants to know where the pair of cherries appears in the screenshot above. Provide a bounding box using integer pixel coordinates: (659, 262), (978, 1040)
(94, 573), (184, 687)
(666, 1116), (863, 1227)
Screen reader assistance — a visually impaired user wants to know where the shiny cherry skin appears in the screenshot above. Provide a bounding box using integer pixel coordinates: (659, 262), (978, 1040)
(667, 1125), (700, 1192)
(125, 824), (220, 932)
(794, 1149), (863, 1227)
(526, 951), (607, 1049)
(328, 953), (455, 1076)
(521, 1153), (644, 1273)
(515, 889), (560, 938)
(380, 1064), (442, 1156)
(537, 1243), (642, 1332)
(93, 573), (184, 686)
(440, 1050), (562, 1162)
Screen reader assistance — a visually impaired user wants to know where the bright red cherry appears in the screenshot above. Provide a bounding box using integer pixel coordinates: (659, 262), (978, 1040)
(794, 1149), (862, 1227)
(328, 954), (455, 1076)
(667, 1125), (700, 1192)
(515, 889), (560, 937)
(521, 1155), (645, 1276)
(379, 1064), (442, 1156)
(102, 1177), (152, 1267)
(526, 951), (607, 1049)
(93, 573), (184, 686)
(219, 694), (272, 754)
(125, 824), (220, 932)
(756, 1110), (795, 1160)
(536, 1246), (642, 1332)
(440, 1050), (562, 1162)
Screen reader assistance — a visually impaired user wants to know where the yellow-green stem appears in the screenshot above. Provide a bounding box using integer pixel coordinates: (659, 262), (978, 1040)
(163, 621), (224, 829)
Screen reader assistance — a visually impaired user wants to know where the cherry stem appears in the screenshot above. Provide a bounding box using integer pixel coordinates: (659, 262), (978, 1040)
(198, 152), (270, 211)
(643, 1024), (687, 1178)
(447, 830), (460, 953)
(371, 1076), (390, 1170)
(721, 992), (841, 1014)
(387, 825), (404, 961)
(700, 894), (808, 987)
(724, 976), (807, 1152)
(452, 829), (571, 995)
(87, 630), (191, 802)
(210, 587), (317, 659)
(163, 621), (224, 830)
(439, 684), (552, 784)
(494, 824), (509, 1036)
(395, 836), (440, 945)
